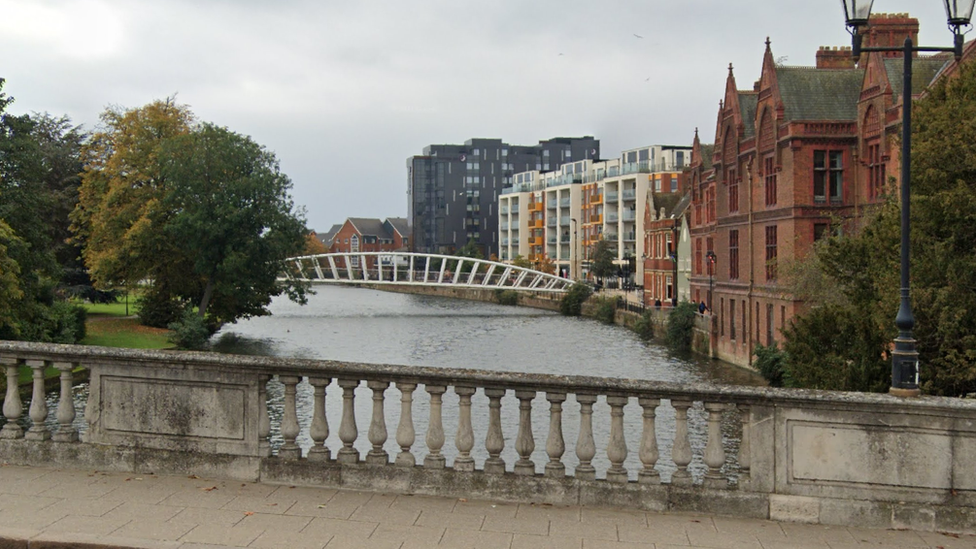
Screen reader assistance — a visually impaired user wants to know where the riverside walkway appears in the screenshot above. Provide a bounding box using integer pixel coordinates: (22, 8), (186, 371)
(0, 465), (969, 549)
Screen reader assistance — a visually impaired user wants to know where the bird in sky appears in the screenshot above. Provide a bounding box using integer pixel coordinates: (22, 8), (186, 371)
(558, 53), (564, 56)
(633, 33), (644, 38)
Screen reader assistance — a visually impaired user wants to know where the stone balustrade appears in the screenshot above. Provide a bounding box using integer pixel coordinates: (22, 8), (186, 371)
(3, 341), (976, 534)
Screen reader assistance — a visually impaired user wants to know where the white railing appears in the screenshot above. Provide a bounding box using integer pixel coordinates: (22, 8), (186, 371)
(285, 252), (575, 293)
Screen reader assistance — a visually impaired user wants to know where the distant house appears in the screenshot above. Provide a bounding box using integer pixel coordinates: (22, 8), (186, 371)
(330, 217), (412, 270)
(315, 224), (342, 250)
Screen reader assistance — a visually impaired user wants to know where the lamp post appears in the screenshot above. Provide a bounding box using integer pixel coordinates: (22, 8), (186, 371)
(842, 0), (974, 397)
(571, 217), (579, 281)
(671, 220), (679, 307)
(705, 251), (716, 312)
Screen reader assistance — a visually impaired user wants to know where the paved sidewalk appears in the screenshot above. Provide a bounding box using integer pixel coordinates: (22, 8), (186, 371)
(0, 466), (972, 549)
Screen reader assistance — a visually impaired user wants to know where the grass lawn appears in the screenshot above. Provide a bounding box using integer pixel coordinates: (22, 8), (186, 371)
(77, 296), (174, 349)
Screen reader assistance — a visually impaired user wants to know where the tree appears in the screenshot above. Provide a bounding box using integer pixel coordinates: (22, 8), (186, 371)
(0, 79), (86, 342)
(590, 238), (616, 281)
(305, 232), (328, 255)
(534, 253), (556, 275)
(72, 98), (195, 326)
(511, 254), (532, 269)
(782, 57), (976, 395)
(157, 123), (309, 327)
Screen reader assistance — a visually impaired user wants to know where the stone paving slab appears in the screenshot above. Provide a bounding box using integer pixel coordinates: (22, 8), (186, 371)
(0, 465), (974, 548)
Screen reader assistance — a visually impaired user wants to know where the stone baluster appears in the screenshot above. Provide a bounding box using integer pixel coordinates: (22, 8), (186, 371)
(483, 388), (506, 474)
(258, 375), (271, 456)
(514, 390), (536, 475)
(0, 358), (23, 439)
(544, 392), (566, 478)
(605, 396), (628, 483)
(575, 394), (597, 480)
(395, 382), (416, 467)
(52, 362), (77, 442)
(424, 385), (447, 469)
(337, 379), (360, 463)
(278, 376), (301, 459)
(25, 360), (50, 441)
(703, 402), (728, 488)
(638, 397), (660, 484)
(308, 377), (331, 461)
(366, 380), (389, 465)
(670, 400), (693, 485)
(737, 404), (751, 489)
(454, 387), (476, 472)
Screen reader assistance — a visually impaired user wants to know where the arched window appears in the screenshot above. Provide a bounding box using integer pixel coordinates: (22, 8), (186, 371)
(759, 109), (777, 207)
(863, 106), (885, 200)
(724, 127), (739, 212)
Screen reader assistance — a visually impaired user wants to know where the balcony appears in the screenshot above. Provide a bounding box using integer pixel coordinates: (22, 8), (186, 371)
(500, 207), (509, 215)
(529, 236), (543, 246)
(605, 192), (618, 202)
(530, 218), (544, 229)
(605, 233), (619, 241)
(606, 212), (619, 223)
(589, 194), (603, 204)
(528, 201), (544, 212)
(589, 213), (603, 224)
(560, 198), (570, 207)
(547, 218), (557, 227)
(502, 238), (510, 246)
(547, 199), (557, 209)
(500, 223), (509, 231)
(548, 236), (558, 244)
(622, 189), (636, 200)
(622, 210), (636, 221)
(560, 235), (571, 243)
(624, 233), (636, 241)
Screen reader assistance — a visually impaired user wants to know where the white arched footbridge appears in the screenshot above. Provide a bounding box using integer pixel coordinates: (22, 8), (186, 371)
(285, 252), (574, 293)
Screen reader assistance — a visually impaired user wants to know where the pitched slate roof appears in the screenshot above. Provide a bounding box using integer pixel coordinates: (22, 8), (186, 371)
(347, 217), (387, 237)
(739, 93), (759, 138)
(670, 192), (692, 218)
(699, 144), (715, 170)
(317, 224), (342, 247)
(884, 57), (950, 98)
(385, 217), (410, 237)
(775, 66), (864, 121)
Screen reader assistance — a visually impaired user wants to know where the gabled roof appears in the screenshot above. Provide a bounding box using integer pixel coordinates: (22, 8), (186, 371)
(670, 192), (692, 219)
(318, 224), (342, 246)
(739, 93), (759, 138)
(347, 217), (387, 237)
(385, 217), (410, 238)
(699, 144), (715, 170)
(775, 66), (864, 121)
(884, 57), (950, 99)
(654, 193), (684, 218)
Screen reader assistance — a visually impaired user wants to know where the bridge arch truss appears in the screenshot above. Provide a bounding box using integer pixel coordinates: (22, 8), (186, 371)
(285, 252), (574, 293)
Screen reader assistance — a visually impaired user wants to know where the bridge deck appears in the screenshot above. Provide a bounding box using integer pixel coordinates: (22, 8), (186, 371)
(0, 466), (961, 549)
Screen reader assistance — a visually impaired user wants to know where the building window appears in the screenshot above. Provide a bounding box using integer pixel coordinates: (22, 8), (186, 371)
(742, 300), (746, 346)
(765, 225), (778, 281)
(695, 238), (702, 275)
(729, 230), (739, 280)
(727, 167), (739, 213)
(764, 156), (777, 206)
(814, 223), (829, 241)
(720, 298), (724, 335)
(670, 175), (677, 192)
(767, 303), (774, 346)
(666, 275), (673, 300)
(867, 142), (885, 200)
(813, 150), (843, 203)
(730, 299), (736, 341)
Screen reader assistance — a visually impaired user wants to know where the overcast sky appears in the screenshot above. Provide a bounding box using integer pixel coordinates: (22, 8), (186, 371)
(0, 0), (953, 231)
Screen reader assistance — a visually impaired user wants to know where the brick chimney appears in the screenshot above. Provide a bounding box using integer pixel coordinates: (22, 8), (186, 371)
(862, 13), (919, 57)
(816, 46), (856, 69)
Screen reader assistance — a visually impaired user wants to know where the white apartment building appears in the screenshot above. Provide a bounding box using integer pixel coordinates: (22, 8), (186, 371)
(499, 144), (692, 282)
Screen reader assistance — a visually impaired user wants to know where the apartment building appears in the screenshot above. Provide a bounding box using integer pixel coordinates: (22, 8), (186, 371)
(407, 137), (599, 258)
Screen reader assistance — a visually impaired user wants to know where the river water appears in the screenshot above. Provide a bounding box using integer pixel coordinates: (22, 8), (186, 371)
(207, 285), (764, 481)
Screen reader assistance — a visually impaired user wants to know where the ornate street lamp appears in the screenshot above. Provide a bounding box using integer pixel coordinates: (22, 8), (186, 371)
(842, 0), (974, 396)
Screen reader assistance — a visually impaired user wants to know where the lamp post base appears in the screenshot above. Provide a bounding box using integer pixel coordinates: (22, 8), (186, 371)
(888, 387), (921, 398)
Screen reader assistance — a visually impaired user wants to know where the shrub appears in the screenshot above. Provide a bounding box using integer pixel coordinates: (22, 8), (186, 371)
(167, 310), (211, 350)
(495, 289), (519, 306)
(560, 282), (593, 316)
(137, 287), (184, 328)
(666, 301), (698, 351)
(592, 296), (616, 324)
(47, 301), (87, 344)
(632, 310), (655, 341)
(754, 342), (788, 387)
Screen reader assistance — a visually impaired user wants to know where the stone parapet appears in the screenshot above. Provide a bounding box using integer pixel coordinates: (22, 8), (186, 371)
(2, 341), (976, 533)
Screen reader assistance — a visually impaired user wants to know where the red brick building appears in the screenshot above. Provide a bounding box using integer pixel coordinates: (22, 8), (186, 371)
(642, 182), (690, 307)
(329, 217), (411, 270)
(689, 15), (959, 368)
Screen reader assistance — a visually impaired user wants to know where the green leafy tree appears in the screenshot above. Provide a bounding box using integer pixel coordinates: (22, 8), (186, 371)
(511, 254), (532, 269)
(0, 79), (86, 342)
(782, 57), (976, 395)
(158, 123), (309, 327)
(590, 238), (616, 281)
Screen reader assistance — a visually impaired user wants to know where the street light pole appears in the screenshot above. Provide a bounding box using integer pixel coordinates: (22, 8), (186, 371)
(571, 217), (578, 281)
(842, 0), (974, 396)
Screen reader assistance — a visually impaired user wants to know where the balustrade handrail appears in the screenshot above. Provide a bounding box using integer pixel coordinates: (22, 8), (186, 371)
(1, 341), (972, 413)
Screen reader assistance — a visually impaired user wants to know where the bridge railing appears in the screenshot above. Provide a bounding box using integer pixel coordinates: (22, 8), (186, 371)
(2, 341), (976, 532)
(286, 252), (575, 293)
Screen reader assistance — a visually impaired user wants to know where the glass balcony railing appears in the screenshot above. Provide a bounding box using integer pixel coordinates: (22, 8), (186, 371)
(560, 216), (570, 225)
(560, 198), (570, 207)
(500, 223), (509, 231)
(605, 233), (619, 241)
(605, 192), (618, 202)
(624, 233), (636, 241)
(622, 211), (636, 221)
(500, 207), (509, 214)
(560, 235), (571, 243)
(622, 189), (636, 200)
(606, 213), (619, 223)
(547, 199), (557, 208)
(547, 218), (557, 227)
